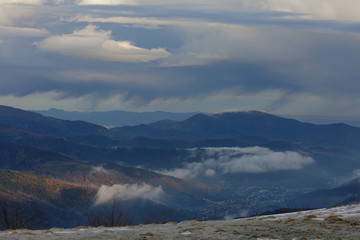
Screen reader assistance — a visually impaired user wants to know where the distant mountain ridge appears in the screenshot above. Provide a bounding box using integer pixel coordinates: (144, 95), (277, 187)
(33, 108), (198, 127)
(113, 111), (360, 150)
(29, 106), (360, 151)
(0, 105), (105, 137)
(3, 104), (360, 156)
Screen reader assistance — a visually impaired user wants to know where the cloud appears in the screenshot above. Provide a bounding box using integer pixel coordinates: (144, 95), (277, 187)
(74, 14), (356, 67)
(0, 26), (49, 37)
(0, 0), (45, 4)
(0, 5), (37, 25)
(56, 70), (166, 86)
(183, 25), (356, 69)
(78, 0), (136, 5)
(0, 91), (132, 112)
(161, 162), (203, 179)
(160, 24), (322, 67)
(214, 148), (313, 174)
(52, 0), (74, 4)
(77, 0), (360, 22)
(352, 169), (360, 179)
(94, 183), (164, 205)
(35, 25), (171, 62)
(160, 147), (314, 178)
(72, 16), (309, 66)
(254, 0), (360, 22)
(205, 168), (216, 177)
(90, 166), (109, 175)
(71, 15), (185, 30)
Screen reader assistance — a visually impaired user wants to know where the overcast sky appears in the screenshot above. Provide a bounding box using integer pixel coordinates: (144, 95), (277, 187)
(1, 0), (360, 118)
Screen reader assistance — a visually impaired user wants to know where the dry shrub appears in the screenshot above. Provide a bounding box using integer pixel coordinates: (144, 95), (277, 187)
(140, 232), (154, 236)
(325, 215), (345, 224)
(304, 214), (318, 220)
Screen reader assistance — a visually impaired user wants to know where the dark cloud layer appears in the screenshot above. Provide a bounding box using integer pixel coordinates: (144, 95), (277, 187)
(1, 1), (360, 117)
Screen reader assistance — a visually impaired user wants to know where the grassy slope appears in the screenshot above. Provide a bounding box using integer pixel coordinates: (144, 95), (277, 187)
(2, 204), (360, 239)
(0, 169), (96, 208)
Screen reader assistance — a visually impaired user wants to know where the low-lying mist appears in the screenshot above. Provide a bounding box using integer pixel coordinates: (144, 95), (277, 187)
(94, 183), (164, 206)
(159, 147), (314, 179)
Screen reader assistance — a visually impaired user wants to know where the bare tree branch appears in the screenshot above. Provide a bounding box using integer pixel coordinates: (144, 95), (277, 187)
(88, 200), (134, 227)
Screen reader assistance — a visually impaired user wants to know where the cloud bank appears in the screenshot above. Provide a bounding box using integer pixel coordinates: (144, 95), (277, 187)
(94, 183), (164, 205)
(72, 14), (355, 67)
(35, 25), (171, 62)
(75, 0), (360, 21)
(161, 147), (314, 179)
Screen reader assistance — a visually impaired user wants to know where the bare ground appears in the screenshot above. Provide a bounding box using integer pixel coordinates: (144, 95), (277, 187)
(1, 204), (360, 239)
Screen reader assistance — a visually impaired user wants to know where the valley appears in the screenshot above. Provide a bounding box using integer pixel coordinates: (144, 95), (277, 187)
(0, 105), (360, 229)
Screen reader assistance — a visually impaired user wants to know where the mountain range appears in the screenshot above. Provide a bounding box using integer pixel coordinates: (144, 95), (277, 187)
(114, 111), (360, 150)
(0, 105), (360, 227)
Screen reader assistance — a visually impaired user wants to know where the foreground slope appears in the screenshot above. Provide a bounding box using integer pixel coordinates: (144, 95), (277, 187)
(0, 169), (96, 205)
(1, 203), (360, 239)
(0, 169), (96, 228)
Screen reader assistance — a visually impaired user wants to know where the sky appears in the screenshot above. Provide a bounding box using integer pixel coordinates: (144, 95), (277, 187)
(1, 0), (360, 119)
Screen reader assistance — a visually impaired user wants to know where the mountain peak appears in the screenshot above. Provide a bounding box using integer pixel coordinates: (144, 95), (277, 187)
(213, 110), (270, 118)
(187, 113), (213, 120)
